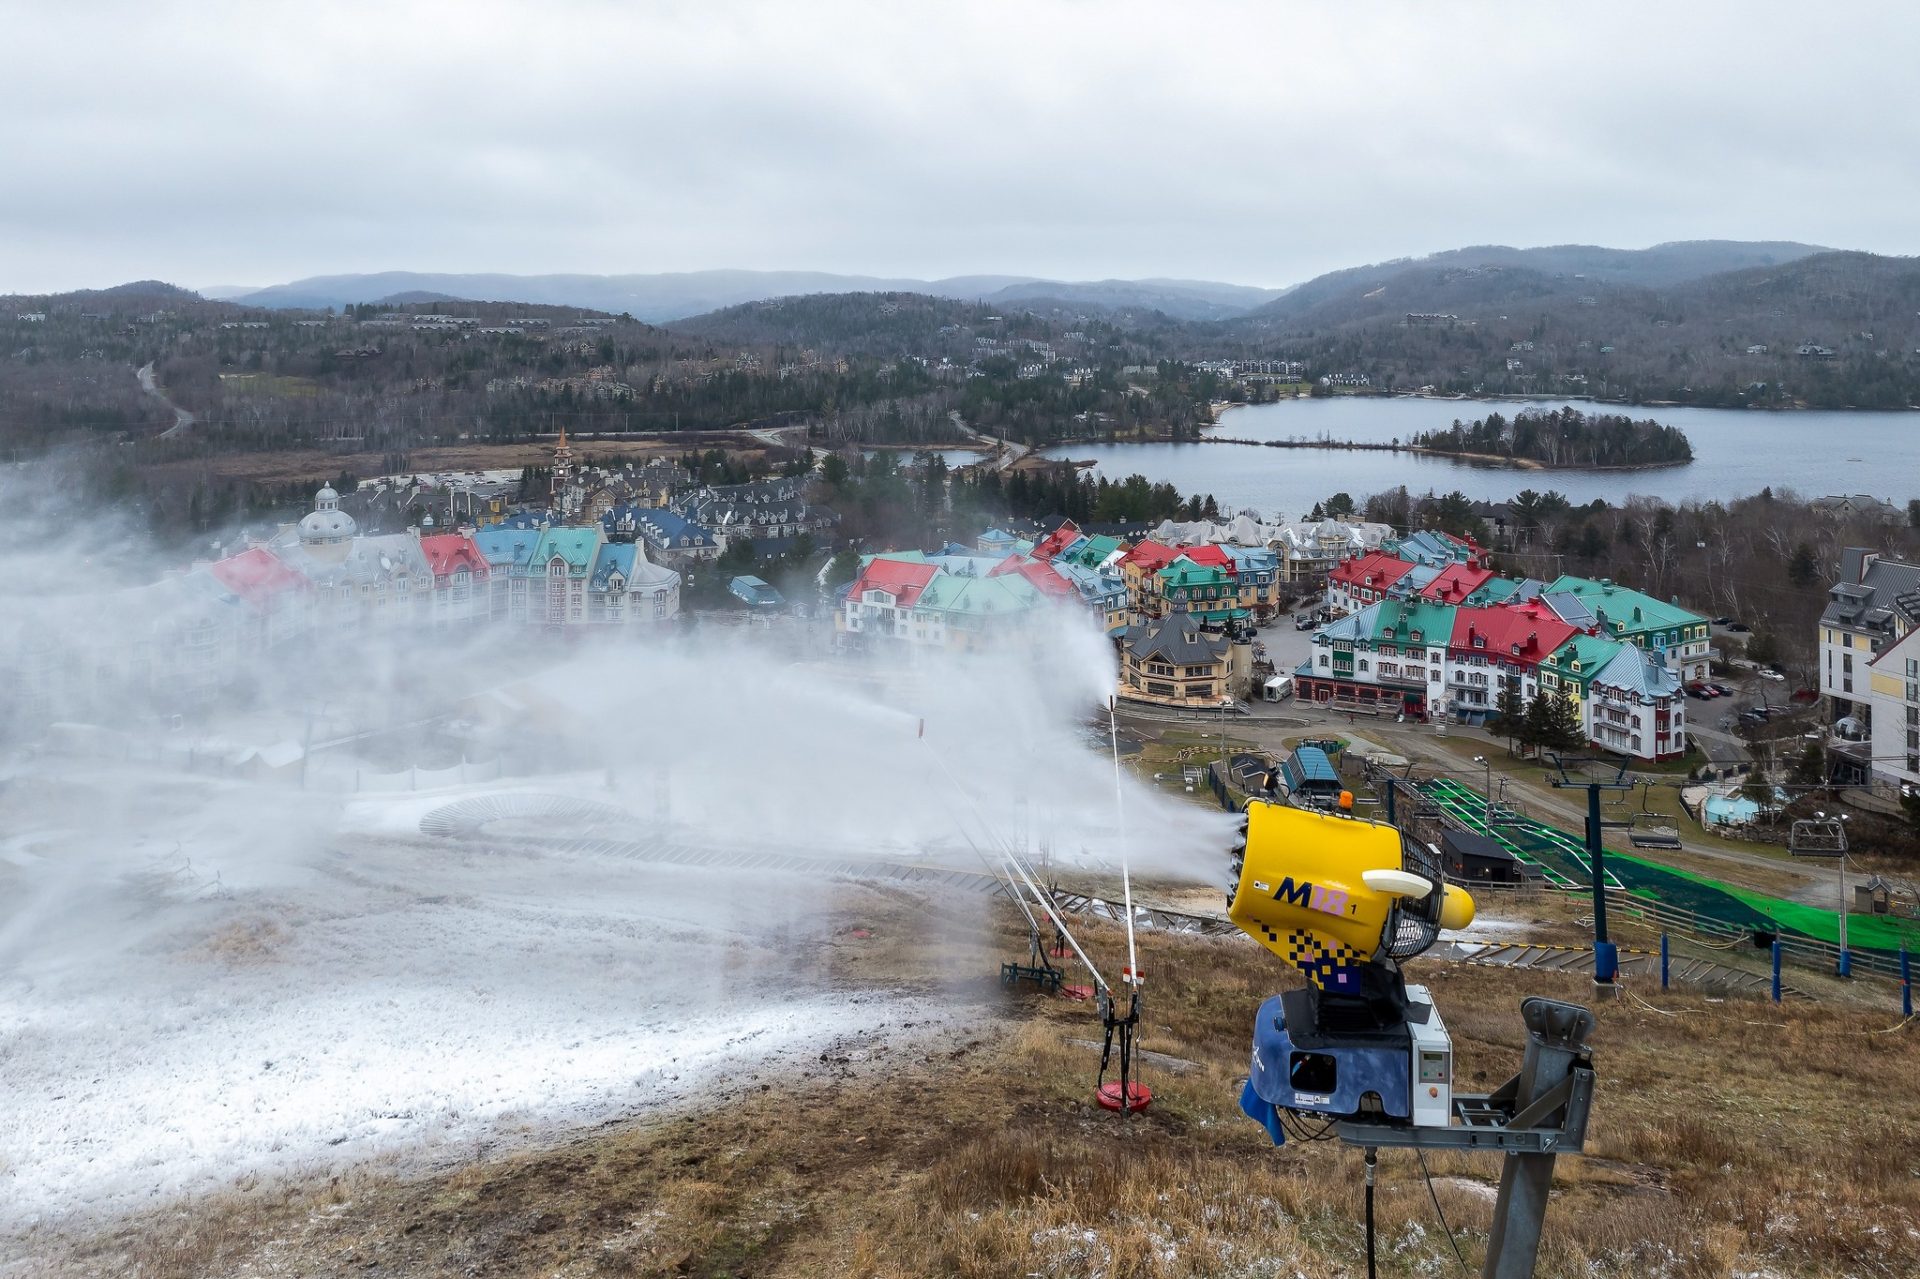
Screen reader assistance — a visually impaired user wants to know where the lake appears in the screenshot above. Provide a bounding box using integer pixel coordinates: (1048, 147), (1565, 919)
(1045, 398), (1920, 518)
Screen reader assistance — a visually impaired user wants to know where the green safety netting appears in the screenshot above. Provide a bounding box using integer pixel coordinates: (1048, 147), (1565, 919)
(1415, 777), (1920, 956)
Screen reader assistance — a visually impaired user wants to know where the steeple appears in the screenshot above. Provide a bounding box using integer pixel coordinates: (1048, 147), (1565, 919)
(551, 425), (576, 521)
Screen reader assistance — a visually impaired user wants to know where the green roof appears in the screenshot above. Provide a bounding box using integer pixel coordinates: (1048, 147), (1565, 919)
(1368, 599), (1456, 648)
(530, 527), (603, 575)
(1543, 575), (1705, 633)
(1066, 534), (1121, 567)
(1156, 560), (1233, 588)
(1468, 577), (1524, 605)
(915, 572), (1043, 617)
(1542, 633), (1627, 690)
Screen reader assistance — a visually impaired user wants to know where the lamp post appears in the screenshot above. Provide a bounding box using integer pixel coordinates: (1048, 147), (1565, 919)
(1473, 754), (1493, 827)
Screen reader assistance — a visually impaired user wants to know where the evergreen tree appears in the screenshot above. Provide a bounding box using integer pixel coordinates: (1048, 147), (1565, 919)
(1525, 688), (1585, 753)
(1789, 741), (1825, 788)
(1490, 685), (1527, 753)
(1787, 542), (1819, 586)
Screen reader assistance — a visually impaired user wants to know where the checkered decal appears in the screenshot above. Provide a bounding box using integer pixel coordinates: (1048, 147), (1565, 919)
(1284, 929), (1365, 990)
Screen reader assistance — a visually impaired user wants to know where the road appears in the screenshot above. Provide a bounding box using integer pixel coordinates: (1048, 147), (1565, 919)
(949, 411), (1029, 471)
(745, 423), (829, 462)
(137, 362), (196, 439)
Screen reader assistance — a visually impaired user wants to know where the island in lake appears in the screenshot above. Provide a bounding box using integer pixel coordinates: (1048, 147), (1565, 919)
(1409, 406), (1693, 470)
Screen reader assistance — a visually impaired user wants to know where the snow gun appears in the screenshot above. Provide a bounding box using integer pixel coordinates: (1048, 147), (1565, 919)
(1228, 790), (1599, 1278)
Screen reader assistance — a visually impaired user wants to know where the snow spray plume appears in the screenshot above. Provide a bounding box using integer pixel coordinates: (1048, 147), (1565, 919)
(0, 485), (1227, 1241)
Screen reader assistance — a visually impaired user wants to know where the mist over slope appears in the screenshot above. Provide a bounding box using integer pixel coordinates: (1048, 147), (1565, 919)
(0, 504), (1227, 1240)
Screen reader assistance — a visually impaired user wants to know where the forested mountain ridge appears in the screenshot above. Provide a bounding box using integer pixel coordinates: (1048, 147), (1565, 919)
(223, 270), (1290, 322)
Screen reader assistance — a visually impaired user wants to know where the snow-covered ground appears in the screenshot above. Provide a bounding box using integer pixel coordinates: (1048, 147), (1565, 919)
(0, 765), (962, 1250)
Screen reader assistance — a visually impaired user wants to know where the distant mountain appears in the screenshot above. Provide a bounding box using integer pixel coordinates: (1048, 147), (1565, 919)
(1235, 240), (1829, 333)
(221, 269), (1288, 322)
(372, 289), (473, 305)
(196, 284), (259, 301)
(980, 277), (1290, 321)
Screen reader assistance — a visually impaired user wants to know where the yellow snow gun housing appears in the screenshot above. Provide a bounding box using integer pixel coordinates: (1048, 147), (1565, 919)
(1228, 799), (1474, 994)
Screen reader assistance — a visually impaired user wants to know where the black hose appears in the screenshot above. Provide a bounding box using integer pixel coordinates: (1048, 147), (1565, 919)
(1364, 1146), (1378, 1279)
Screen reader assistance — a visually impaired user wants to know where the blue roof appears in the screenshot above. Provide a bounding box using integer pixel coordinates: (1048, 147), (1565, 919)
(590, 542), (637, 589)
(729, 575), (785, 605)
(1223, 545), (1278, 572)
(636, 509), (718, 549)
(494, 510), (549, 531)
(1541, 590), (1598, 628)
(1392, 564), (1442, 595)
(472, 526), (543, 569)
(1284, 746), (1340, 785)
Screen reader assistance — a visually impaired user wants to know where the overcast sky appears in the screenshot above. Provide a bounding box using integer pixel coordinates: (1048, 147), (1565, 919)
(3, 1), (1916, 294)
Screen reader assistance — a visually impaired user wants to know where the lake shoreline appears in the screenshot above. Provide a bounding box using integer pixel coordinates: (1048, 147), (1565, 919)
(1136, 430), (1694, 473)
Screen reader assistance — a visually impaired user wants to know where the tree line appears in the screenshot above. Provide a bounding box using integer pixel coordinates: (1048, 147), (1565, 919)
(1411, 408), (1693, 468)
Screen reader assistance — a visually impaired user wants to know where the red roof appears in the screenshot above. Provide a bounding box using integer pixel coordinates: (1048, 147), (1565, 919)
(990, 556), (1075, 598)
(207, 547), (308, 604)
(1448, 605), (1576, 667)
(420, 533), (491, 579)
(1031, 521), (1081, 562)
(1120, 540), (1182, 573)
(1122, 540), (1230, 573)
(1329, 552), (1415, 591)
(1420, 562), (1494, 604)
(1182, 543), (1232, 570)
(852, 556), (940, 607)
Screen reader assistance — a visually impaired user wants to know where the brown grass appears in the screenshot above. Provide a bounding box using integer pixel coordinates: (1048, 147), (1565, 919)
(26, 889), (1920, 1278)
(144, 434), (770, 486)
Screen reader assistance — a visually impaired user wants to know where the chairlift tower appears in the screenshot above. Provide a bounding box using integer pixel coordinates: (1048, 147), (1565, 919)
(1788, 812), (1851, 976)
(1544, 753), (1634, 985)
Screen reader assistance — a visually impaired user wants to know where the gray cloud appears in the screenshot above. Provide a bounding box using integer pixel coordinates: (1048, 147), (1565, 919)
(1, 0), (1915, 293)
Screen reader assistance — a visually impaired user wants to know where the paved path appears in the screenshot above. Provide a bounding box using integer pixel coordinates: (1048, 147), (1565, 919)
(137, 362), (195, 439)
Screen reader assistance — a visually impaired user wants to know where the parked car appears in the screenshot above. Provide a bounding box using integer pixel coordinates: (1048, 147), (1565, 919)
(1686, 683), (1712, 699)
(1725, 622), (1752, 633)
(1711, 616), (1734, 626)
(1707, 682), (1734, 697)
(1790, 688), (1818, 703)
(1294, 615), (1316, 630)
(1758, 669), (1786, 682)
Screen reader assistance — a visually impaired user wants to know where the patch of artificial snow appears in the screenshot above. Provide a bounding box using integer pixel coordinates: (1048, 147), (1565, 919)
(0, 793), (956, 1243)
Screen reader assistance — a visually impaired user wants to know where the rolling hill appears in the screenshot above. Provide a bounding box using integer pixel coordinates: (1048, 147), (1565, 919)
(218, 270), (1290, 323)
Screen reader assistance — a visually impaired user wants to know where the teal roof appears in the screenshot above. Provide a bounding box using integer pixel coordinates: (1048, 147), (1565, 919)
(1467, 576), (1524, 606)
(530, 527), (603, 576)
(1064, 534), (1121, 567)
(1368, 599), (1456, 648)
(1542, 633), (1626, 690)
(1157, 559), (1233, 588)
(1543, 575), (1705, 633)
(915, 572), (1044, 617)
